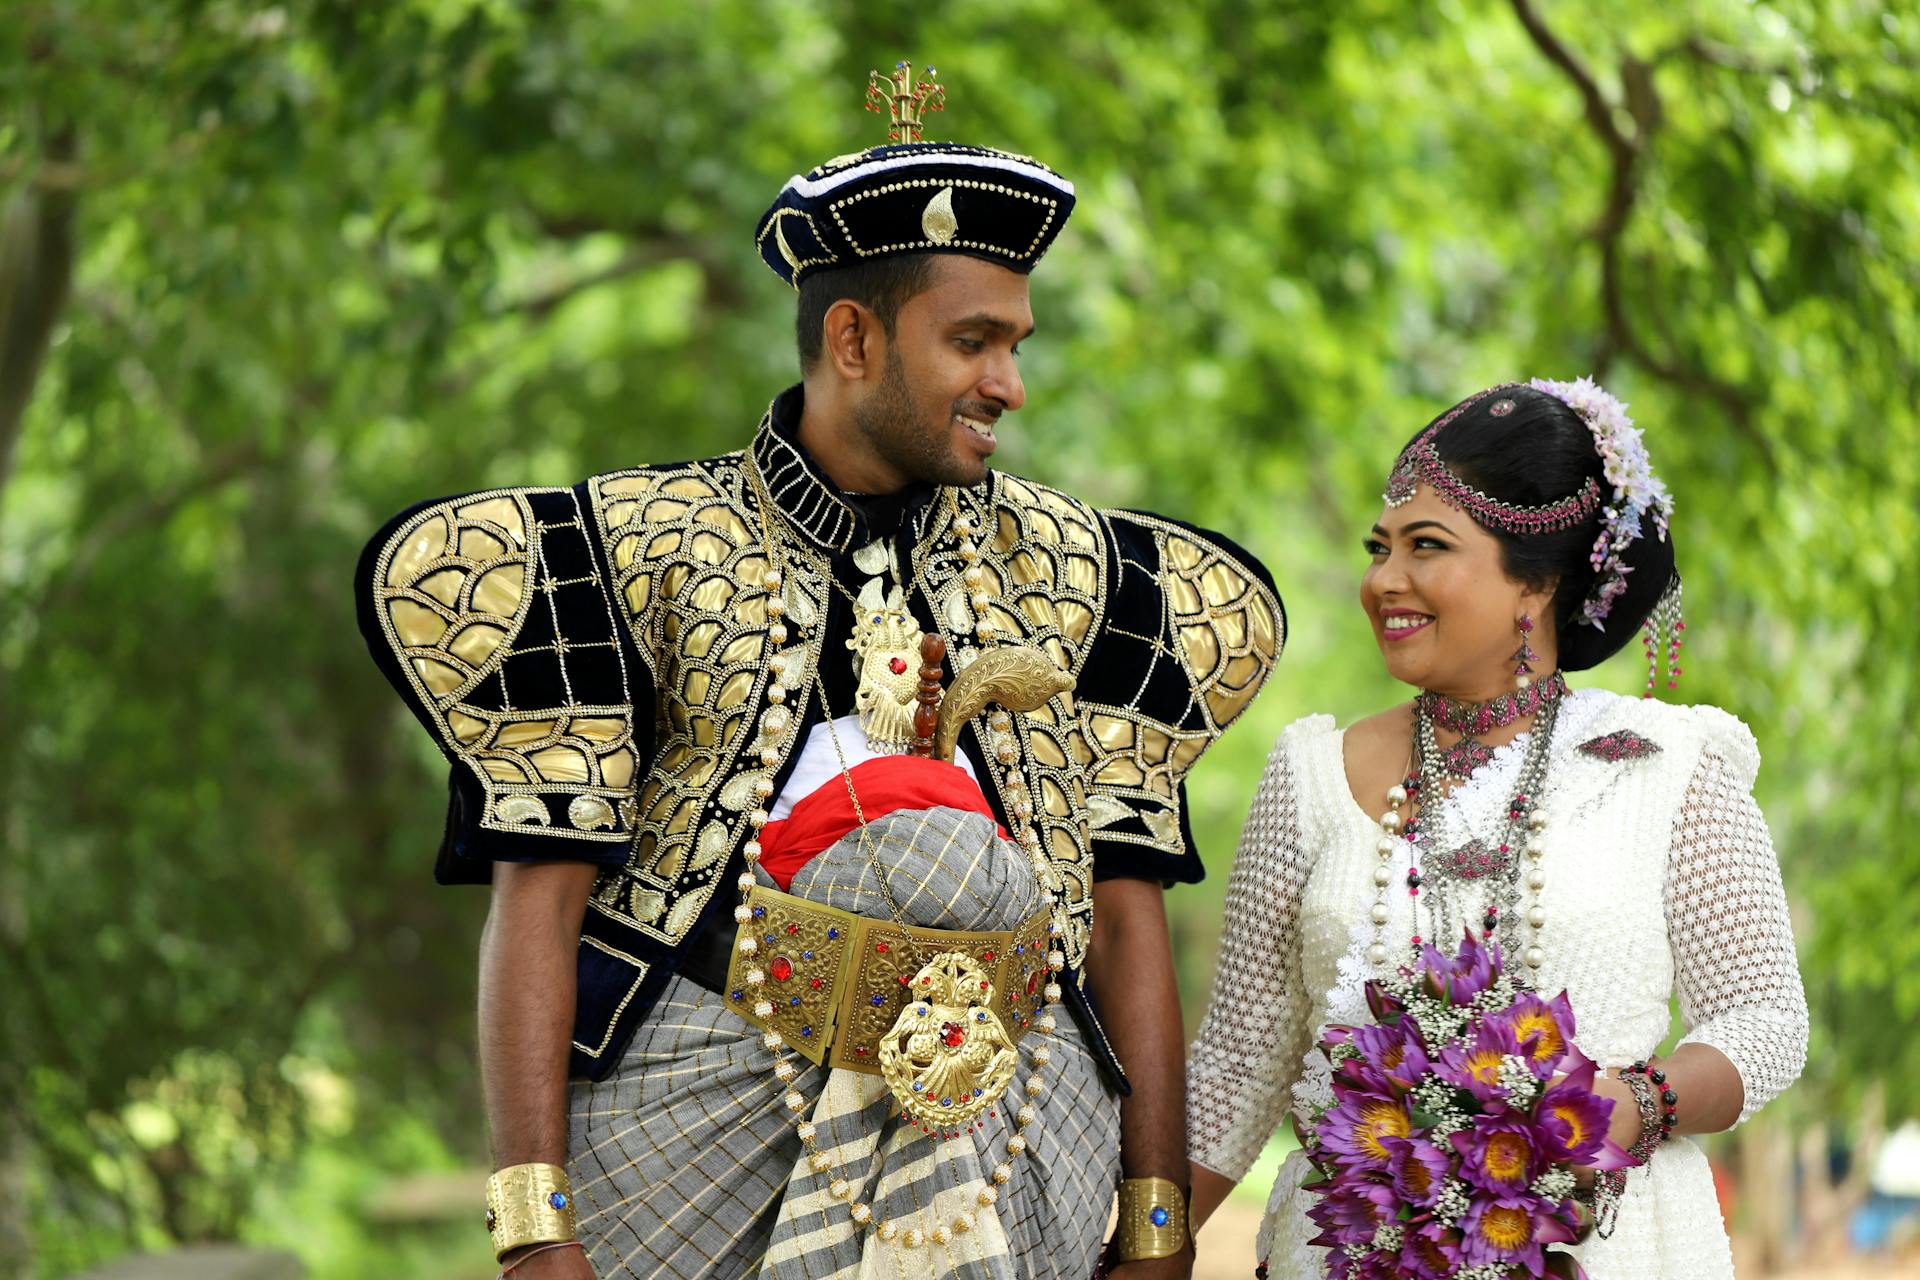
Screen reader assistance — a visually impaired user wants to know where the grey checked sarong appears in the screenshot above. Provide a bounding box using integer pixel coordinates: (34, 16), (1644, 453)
(567, 806), (1122, 1279)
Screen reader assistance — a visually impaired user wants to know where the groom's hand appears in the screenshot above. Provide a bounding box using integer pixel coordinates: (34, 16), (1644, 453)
(500, 1244), (597, 1279)
(1104, 1248), (1194, 1280)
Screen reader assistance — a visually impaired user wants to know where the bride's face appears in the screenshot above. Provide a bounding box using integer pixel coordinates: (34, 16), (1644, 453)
(1360, 485), (1556, 700)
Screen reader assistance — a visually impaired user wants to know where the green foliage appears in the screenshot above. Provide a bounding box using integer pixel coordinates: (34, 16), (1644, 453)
(3, 0), (1915, 1273)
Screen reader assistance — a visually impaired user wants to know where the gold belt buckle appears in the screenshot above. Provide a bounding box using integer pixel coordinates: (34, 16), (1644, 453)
(723, 887), (1055, 1123)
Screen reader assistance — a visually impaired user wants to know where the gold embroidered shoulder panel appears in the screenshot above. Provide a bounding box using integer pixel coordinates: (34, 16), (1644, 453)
(359, 487), (643, 849)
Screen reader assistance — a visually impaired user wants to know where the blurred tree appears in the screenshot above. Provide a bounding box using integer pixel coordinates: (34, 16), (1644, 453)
(1, 0), (1914, 1275)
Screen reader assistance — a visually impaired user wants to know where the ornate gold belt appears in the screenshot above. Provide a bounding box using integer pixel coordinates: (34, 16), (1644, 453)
(724, 884), (1056, 1089)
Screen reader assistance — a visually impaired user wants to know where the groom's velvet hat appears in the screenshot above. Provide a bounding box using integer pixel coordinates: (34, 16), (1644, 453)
(754, 62), (1077, 289)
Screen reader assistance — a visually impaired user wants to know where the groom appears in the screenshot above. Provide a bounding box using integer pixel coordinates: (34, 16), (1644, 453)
(357, 63), (1282, 1278)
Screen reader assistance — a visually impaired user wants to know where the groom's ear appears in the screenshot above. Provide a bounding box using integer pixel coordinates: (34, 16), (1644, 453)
(821, 299), (883, 383)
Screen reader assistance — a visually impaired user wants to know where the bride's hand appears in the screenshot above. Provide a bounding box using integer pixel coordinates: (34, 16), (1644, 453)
(1549, 1067), (1641, 1190)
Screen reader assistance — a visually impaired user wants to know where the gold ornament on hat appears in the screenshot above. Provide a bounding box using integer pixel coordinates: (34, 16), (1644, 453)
(866, 60), (945, 143)
(921, 186), (959, 244)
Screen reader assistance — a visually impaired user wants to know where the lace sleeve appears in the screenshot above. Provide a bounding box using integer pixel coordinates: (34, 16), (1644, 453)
(1666, 747), (1809, 1126)
(1187, 731), (1317, 1182)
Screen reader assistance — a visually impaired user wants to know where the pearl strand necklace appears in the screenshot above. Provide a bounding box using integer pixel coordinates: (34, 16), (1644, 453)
(1366, 689), (1563, 975)
(738, 462), (1066, 1252)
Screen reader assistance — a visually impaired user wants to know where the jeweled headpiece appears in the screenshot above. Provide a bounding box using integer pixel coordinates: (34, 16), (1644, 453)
(754, 60), (1076, 289)
(1384, 378), (1684, 691)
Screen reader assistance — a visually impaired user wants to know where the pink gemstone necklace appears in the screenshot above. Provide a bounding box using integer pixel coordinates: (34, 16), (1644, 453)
(1414, 670), (1568, 785)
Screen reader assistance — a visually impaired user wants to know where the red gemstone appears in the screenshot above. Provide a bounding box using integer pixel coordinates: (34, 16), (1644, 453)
(875, 942), (889, 954)
(787, 923), (800, 934)
(941, 1022), (967, 1048)
(983, 950), (995, 962)
(898, 974), (911, 985)
(769, 956), (794, 981)
(889, 657), (908, 674)
(810, 977), (823, 989)
(1027, 972), (1040, 995)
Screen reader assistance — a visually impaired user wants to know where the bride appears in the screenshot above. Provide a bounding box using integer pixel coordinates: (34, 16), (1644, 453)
(1184, 380), (1808, 1277)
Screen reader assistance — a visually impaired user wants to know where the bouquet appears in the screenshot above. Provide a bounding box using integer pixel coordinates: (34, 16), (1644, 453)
(1298, 931), (1632, 1280)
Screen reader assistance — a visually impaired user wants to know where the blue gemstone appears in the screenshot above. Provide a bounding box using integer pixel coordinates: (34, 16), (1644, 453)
(1150, 1207), (1169, 1227)
(827, 928), (839, 939)
(790, 997), (800, 1006)
(801, 1025), (812, 1037)
(942, 1098), (952, 1106)
(871, 994), (886, 1007)
(972, 1088), (983, 1097)
(802, 951), (813, 960)
(551, 1192), (569, 1211)
(765, 933), (775, 942)
(913, 1082), (924, 1092)
(731, 989), (744, 1001)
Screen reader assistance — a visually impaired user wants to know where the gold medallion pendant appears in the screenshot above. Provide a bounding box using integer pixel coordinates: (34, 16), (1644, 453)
(877, 951), (1018, 1131)
(847, 580), (924, 751)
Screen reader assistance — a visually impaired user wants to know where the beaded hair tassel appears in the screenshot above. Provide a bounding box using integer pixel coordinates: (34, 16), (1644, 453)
(1641, 579), (1685, 697)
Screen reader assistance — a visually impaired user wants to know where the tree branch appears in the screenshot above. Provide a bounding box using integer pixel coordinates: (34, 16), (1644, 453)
(492, 244), (685, 320)
(1509, 0), (1772, 467)
(0, 127), (78, 500)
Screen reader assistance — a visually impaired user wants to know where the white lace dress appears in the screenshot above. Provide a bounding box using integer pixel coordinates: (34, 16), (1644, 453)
(1186, 689), (1808, 1279)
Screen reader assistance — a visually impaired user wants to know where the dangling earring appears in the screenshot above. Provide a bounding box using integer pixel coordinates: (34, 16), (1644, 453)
(1512, 613), (1538, 691)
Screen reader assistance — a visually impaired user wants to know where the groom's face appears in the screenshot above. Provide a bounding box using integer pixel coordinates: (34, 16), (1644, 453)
(851, 256), (1033, 489)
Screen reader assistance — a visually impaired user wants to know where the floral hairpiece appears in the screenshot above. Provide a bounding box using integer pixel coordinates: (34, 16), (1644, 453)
(1527, 376), (1672, 630)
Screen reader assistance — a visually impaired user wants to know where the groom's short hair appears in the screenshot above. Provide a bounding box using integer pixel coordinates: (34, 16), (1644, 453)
(796, 255), (938, 373)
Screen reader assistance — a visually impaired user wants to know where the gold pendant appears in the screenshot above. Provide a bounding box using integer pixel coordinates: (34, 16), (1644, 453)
(877, 951), (1018, 1130)
(848, 580), (922, 751)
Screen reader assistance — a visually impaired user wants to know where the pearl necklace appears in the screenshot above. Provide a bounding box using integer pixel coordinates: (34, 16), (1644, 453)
(1366, 687), (1564, 976)
(739, 460), (1066, 1253)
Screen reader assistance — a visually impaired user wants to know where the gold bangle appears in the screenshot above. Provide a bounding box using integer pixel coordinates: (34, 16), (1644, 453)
(1114, 1175), (1188, 1261)
(485, 1162), (578, 1261)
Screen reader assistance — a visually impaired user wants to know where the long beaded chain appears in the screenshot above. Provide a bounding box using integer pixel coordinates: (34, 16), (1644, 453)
(737, 459), (1065, 1253)
(1366, 687), (1564, 977)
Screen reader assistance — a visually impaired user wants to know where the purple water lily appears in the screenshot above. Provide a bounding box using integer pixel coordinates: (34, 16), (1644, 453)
(1434, 1016), (1526, 1105)
(1399, 1218), (1464, 1279)
(1536, 1056), (1635, 1172)
(1509, 989), (1579, 1077)
(1304, 1179), (1397, 1249)
(1458, 1190), (1566, 1274)
(1382, 1134), (1452, 1207)
(1418, 928), (1498, 1003)
(1316, 1089), (1415, 1173)
(1351, 1020), (1433, 1096)
(1452, 1113), (1545, 1195)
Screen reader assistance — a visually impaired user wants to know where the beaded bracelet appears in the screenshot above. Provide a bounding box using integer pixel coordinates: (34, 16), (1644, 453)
(1619, 1058), (1679, 1158)
(1618, 1068), (1662, 1166)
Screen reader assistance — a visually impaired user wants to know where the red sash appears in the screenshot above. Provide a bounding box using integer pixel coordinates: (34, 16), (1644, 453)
(757, 756), (1010, 890)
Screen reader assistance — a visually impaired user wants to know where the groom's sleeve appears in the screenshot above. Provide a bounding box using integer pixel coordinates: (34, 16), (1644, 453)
(1074, 509), (1285, 885)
